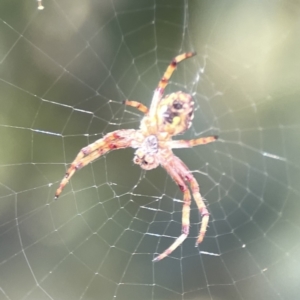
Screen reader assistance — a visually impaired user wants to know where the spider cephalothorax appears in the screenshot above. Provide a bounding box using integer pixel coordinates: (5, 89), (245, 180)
(55, 52), (218, 261)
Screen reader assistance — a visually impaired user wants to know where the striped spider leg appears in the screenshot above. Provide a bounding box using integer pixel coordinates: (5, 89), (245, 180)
(55, 130), (136, 199)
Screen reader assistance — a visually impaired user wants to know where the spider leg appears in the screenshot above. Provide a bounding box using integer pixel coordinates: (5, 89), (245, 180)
(188, 175), (209, 245)
(149, 52), (196, 119)
(153, 165), (191, 262)
(55, 129), (136, 199)
(168, 135), (218, 149)
(153, 156), (209, 261)
(123, 100), (149, 114)
(173, 156), (209, 245)
(157, 52), (196, 90)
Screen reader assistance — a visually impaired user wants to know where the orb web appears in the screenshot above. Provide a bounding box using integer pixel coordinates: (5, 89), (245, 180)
(0, 1), (299, 300)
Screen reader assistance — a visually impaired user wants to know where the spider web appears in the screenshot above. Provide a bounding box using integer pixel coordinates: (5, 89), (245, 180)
(0, 0), (300, 299)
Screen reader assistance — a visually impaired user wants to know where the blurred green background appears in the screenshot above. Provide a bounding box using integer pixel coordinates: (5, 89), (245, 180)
(0, 0), (300, 299)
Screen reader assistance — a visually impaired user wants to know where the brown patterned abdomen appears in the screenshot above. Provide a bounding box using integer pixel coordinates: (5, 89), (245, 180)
(156, 91), (194, 136)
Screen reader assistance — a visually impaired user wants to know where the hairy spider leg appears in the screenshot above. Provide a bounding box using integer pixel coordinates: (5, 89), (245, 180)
(168, 135), (218, 148)
(153, 156), (209, 261)
(149, 52), (196, 119)
(55, 130), (135, 199)
(123, 100), (149, 114)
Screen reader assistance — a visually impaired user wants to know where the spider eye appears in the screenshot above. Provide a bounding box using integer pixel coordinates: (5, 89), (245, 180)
(173, 101), (183, 109)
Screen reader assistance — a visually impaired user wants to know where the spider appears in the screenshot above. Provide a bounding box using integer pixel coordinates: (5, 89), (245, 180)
(55, 52), (218, 261)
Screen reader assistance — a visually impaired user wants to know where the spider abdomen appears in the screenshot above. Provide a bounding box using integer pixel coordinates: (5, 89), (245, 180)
(157, 91), (194, 136)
